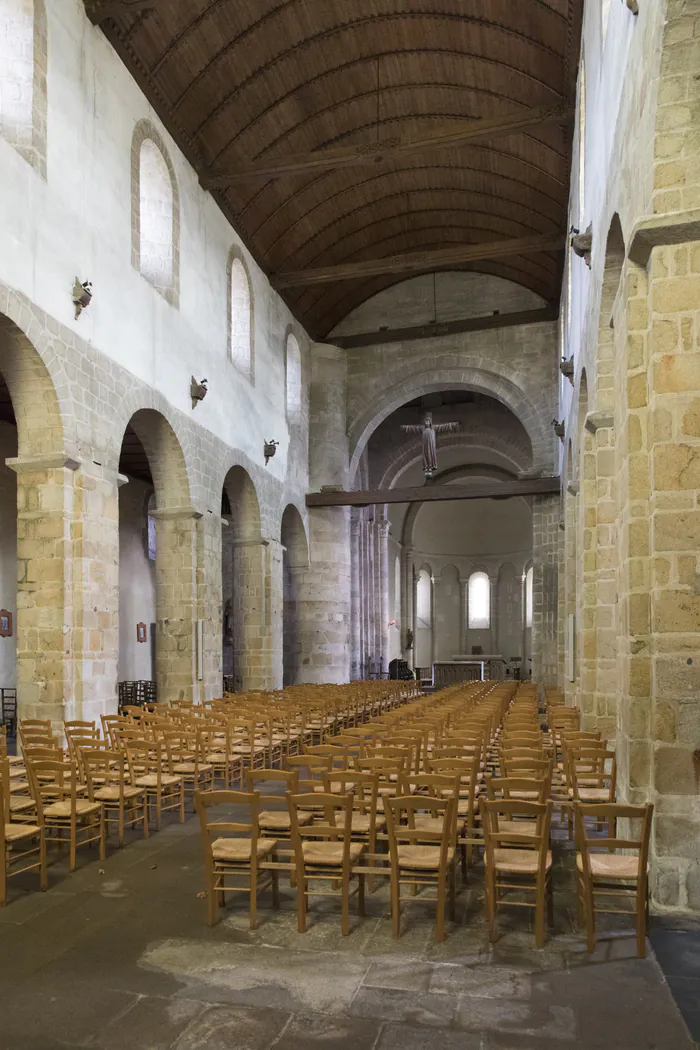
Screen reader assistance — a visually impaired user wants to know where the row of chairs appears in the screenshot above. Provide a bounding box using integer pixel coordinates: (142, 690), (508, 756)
(194, 681), (654, 955)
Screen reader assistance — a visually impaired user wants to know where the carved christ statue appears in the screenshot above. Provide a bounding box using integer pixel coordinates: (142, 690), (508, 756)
(401, 412), (460, 479)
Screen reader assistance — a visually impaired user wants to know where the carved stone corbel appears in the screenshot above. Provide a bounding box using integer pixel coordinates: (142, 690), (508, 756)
(571, 223), (593, 268)
(559, 357), (574, 384)
(625, 0), (639, 14)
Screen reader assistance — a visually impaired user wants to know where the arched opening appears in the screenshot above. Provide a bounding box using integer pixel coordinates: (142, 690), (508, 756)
(118, 409), (191, 705)
(132, 122), (179, 304)
(229, 252), (253, 378)
(286, 332), (302, 424)
(0, 313), (66, 725)
(281, 504), (308, 686)
(414, 567), (432, 676)
(221, 465), (261, 691)
(0, 0), (47, 174)
(436, 564), (460, 661)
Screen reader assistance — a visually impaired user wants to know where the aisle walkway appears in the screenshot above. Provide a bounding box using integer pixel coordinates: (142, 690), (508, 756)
(0, 800), (695, 1050)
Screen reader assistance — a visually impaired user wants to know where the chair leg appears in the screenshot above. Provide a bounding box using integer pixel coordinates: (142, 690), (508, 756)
(118, 803), (125, 847)
(358, 873), (366, 917)
(436, 873), (446, 943)
(341, 869), (351, 937)
(179, 783), (185, 823)
(390, 871), (401, 939)
(449, 863), (457, 922)
(207, 872), (218, 926)
(143, 794), (149, 838)
(69, 823), (77, 873)
(487, 871), (498, 943)
(39, 832), (48, 891)
(636, 883), (648, 959)
(271, 870), (280, 910)
(0, 850), (6, 906)
(297, 875), (307, 933)
(250, 871), (258, 931)
(99, 810), (106, 862)
(535, 879), (546, 949)
(584, 878), (596, 953)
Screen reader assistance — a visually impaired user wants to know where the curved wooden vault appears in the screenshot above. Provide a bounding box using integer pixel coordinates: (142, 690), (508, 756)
(86, 0), (582, 338)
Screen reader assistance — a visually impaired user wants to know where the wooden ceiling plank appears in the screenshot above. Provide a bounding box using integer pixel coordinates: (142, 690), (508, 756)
(273, 233), (565, 288)
(201, 103), (571, 188)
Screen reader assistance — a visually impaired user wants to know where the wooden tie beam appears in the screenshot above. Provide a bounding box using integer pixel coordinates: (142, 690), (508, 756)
(274, 234), (565, 289)
(201, 104), (572, 188)
(306, 477), (560, 509)
(332, 304), (559, 349)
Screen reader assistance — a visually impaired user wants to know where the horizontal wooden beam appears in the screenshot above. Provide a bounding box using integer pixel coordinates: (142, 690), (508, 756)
(332, 303), (559, 349)
(306, 477), (560, 508)
(85, 0), (157, 24)
(273, 234), (565, 289)
(201, 105), (572, 189)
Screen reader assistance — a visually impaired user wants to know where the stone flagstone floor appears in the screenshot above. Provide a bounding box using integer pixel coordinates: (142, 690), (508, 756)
(0, 798), (696, 1050)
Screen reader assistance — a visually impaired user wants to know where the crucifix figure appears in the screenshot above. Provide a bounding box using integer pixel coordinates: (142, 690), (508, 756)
(401, 412), (460, 479)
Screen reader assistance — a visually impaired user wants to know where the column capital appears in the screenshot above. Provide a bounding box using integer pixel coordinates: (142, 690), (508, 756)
(151, 506), (203, 521)
(6, 452), (80, 474)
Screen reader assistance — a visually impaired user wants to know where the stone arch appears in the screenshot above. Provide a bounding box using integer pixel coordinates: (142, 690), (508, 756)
(281, 502), (309, 686)
(131, 119), (180, 307)
(400, 463), (520, 548)
(379, 434), (531, 491)
(121, 409), (191, 510)
(223, 464), (262, 542)
(349, 367), (549, 479)
(0, 0), (47, 177)
(0, 312), (65, 457)
(228, 246), (254, 380)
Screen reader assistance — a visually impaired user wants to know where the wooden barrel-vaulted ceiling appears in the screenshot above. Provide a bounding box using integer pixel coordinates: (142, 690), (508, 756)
(87, 0), (582, 339)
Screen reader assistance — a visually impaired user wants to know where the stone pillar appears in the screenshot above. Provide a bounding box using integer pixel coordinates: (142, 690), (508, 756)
(298, 343), (351, 683)
(350, 513), (361, 679)
(366, 518), (375, 665)
(153, 506), (200, 704)
(402, 545), (414, 670)
(10, 454), (120, 727)
(531, 494), (559, 685)
(588, 413), (618, 737)
(232, 537), (277, 690)
(197, 510), (223, 703)
(372, 519), (382, 664)
(378, 518), (390, 673)
(267, 537), (284, 689)
(489, 570), (498, 655)
(563, 484), (578, 702)
(430, 573), (437, 670)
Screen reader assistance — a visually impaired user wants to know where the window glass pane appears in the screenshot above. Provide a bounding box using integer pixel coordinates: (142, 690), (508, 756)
(468, 572), (490, 629)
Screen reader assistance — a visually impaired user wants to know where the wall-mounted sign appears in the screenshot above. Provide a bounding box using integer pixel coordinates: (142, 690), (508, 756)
(0, 610), (12, 637)
(136, 622), (148, 643)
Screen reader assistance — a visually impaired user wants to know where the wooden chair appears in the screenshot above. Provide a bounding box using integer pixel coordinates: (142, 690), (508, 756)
(323, 770), (384, 890)
(247, 769), (313, 841)
(26, 757), (105, 872)
(82, 749), (148, 847)
(382, 793), (457, 942)
(1, 757), (46, 904)
(480, 797), (553, 948)
(163, 726), (215, 803)
(428, 755), (480, 876)
(194, 788), (279, 927)
(575, 801), (653, 958)
(286, 791), (365, 936)
(567, 748), (617, 804)
(484, 775), (551, 839)
(125, 739), (184, 830)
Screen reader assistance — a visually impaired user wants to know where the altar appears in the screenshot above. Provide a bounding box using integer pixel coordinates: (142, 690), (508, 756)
(432, 655), (507, 687)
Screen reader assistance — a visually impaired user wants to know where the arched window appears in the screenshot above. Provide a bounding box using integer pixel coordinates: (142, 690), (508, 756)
(525, 566), (534, 628)
(0, 0), (47, 174)
(228, 253), (253, 378)
(132, 122), (179, 305)
(416, 569), (431, 628)
(468, 571), (490, 629)
(286, 333), (302, 423)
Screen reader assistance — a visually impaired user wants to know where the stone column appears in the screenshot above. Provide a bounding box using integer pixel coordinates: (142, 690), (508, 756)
(587, 413), (618, 737)
(298, 343), (351, 683)
(197, 510), (223, 703)
(531, 494), (559, 685)
(378, 518), (390, 673)
(489, 569), (498, 655)
(401, 545), (414, 670)
(267, 537), (284, 689)
(430, 573), (437, 670)
(366, 518), (376, 666)
(153, 506), (200, 704)
(232, 537), (277, 690)
(10, 454), (120, 727)
(563, 484), (578, 701)
(350, 513), (361, 679)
